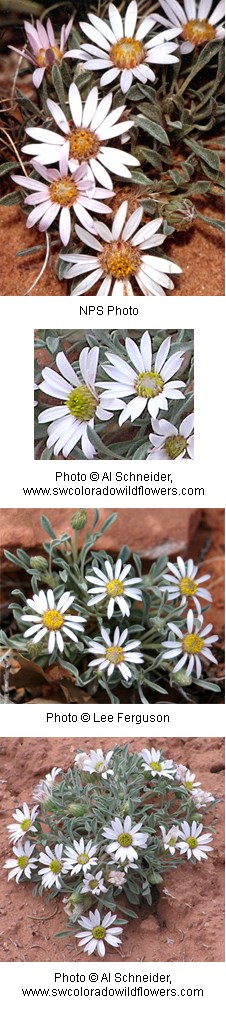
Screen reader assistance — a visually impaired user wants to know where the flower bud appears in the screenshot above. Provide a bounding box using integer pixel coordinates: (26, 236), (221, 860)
(71, 510), (87, 530)
(164, 199), (196, 232)
(173, 670), (192, 686)
(30, 556), (48, 571)
(67, 803), (87, 817)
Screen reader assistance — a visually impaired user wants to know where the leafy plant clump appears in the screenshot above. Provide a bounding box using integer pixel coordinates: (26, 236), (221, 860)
(0, 510), (221, 704)
(34, 328), (194, 460)
(1, 0), (224, 295)
(4, 745), (218, 958)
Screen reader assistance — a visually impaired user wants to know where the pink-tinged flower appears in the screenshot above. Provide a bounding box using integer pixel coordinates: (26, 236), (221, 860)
(9, 16), (74, 87)
(11, 154), (112, 246)
(65, 1), (179, 93)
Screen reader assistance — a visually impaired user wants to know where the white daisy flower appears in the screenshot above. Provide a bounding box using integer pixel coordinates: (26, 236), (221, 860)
(39, 843), (66, 889)
(177, 820), (213, 860)
(76, 908), (122, 957)
(74, 752), (89, 771)
(63, 895), (84, 917)
(61, 200), (182, 295)
(141, 747), (175, 778)
(147, 414), (194, 460)
(160, 825), (180, 854)
(81, 748), (114, 778)
(155, 0), (225, 54)
(102, 815), (148, 862)
(38, 347), (115, 459)
(9, 15), (73, 88)
(7, 803), (39, 844)
(23, 83), (139, 189)
(161, 608), (218, 679)
(32, 767), (62, 802)
(63, 839), (98, 876)
(88, 625), (143, 682)
(107, 868), (127, 886)
(161, 555), (212, 614)
(192, 789), (215, 808)
(21, 588), (86, 654)
(86, 557), (142, 618)
(81, 871), (107, 895)
(98, 330), (185, 423)
(4, 841), (37, 883)
(12, 155), (112, 247)
(66, 2), (179, 94)
(176, 766), (201, 792)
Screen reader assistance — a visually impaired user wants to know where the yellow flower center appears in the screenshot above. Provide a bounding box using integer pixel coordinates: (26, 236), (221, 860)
(185, 780), (194, 790)
(150, 760), (162, 771)
(92, 925), (106, 939)
(89, 879), (98, 890)
(165, 435), (187, 459)
(183, 633), (203, 655)
(117, 832), (132, 846)
(50, 858), (62, 874)
(136, 370), (164, 398)
(110, 36), (144, 69)
(179, 577), (198, 597)
(169, 836), (176, 845)
(37, 45), (62, 68)
(49, 177), (78, 208)
(21, 818), (32, 831)
(77, 853), (89, 865)
(17, 855), (29, 868)
(182, 19), (216, 45)
(106, 578), (124, 598)
(106, 645), (124, 665)
(187, 836), (198, 849)
(100, 240), (141, 279)
(66, 384), (97, 420)
(42, 609), (64, 631)
(69, 127), (100, 161)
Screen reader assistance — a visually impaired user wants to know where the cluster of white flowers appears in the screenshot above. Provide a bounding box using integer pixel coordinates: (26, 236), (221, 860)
(159, 554), (218, 683)
(4, 748), (216, 957)
(36, 332), (192, 460)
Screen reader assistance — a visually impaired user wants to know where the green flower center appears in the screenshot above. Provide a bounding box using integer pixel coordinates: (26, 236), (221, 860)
(106, 578), (124, 598)
(117, 832), (132, 847)
(110, 36), (144, 69)
(92, 925), (106, 939)
(42, 608), (64, 631)
(150, 761), (162, 771)
(66, 385), (97, 421)
(183, 633), (203, 655)
(186, 780), (194, 791)
(179, 577), (198, 597)
(77, 853), (89, 865)
(21, 818), (31, 831)
(187, 837), (198, 849)
(50, 858), (62, 874)
(17, 855), (29, 868)
(136, 370), (164, 398)
(165, 435), (187, 459)
(169, 836), (176, 846)
(182, 19), (216, 45)
(106, 645), (124, 664)
(89, 879), (98, 890)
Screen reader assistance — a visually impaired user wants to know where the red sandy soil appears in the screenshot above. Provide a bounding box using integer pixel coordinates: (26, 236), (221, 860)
(0, 736), (224, 963)
(0, 198), (224, 296)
